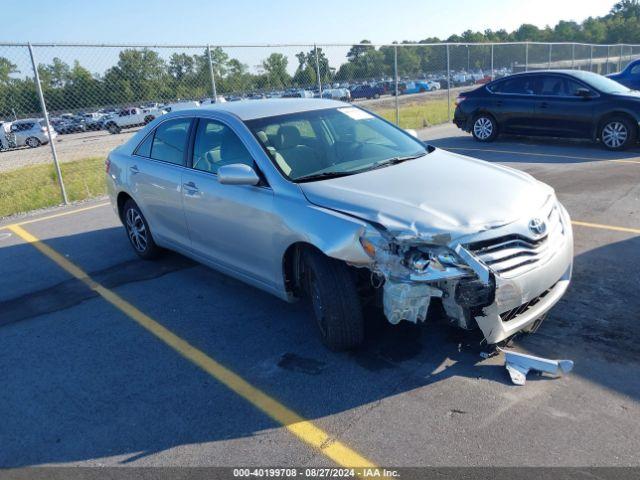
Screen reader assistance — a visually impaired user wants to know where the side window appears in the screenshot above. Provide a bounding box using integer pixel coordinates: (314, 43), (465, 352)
(538, 76), (566, 96)
(134, 133), (153, 157)
(630, 64), (640, 75)
(150, 118), (191, 165)
(192, 119), (254, 174)
(565, 79), (590, 96)
(490, 77), (536, 95)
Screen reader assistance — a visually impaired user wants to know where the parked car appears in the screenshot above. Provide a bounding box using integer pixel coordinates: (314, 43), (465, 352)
(402, 81), (433, 94)
(104, 107), (164, 134)
(82, 113), (106, 131)
(282, 89), (314, 98)
(9, 118), (56, 148)
(454, 70), (640, 150)
(106, 99), (573, 351)
(162, 101), (200, 112)
(0, 120), (12, 150)
(54, 115), (86, 134)
(321, 88), (351, 101)
(350, 84), (383, 100)
(607, 59), (640, 90)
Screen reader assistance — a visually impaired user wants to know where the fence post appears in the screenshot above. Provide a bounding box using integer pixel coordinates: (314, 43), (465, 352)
(606, 46), (610, 74)
(28, 43), (68, 206)
(619, 44), (624, 71)
(589, 45), (593, 71)
(548, 43), (552, 69)
(490, 44), (494, 80)
(206, 45), (218, 102)
(525, 42), (529, 71)
(446, 44), (451, 123)
(314, 44), (322, 96)
(394, 45), (399, 126)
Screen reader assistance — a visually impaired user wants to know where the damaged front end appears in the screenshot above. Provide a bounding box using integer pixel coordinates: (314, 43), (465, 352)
(358, 225), (495, 330)
(356, 213), (572, 345)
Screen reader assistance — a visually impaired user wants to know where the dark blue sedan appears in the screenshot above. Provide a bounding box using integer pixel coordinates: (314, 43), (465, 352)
(607, 59), (640, 90)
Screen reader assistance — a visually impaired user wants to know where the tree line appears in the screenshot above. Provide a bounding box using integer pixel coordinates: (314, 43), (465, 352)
(1, 0), (639, 118)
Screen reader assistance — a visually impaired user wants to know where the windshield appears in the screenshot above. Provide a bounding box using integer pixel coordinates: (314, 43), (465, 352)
(245, 106), (428, 181)
(571, 70), (632, 94)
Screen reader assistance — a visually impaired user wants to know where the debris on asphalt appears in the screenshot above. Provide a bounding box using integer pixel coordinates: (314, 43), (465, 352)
(499, 348), (574, 385)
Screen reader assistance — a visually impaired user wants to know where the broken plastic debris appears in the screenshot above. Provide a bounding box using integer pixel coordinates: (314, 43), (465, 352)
(499, 348), (574, 385)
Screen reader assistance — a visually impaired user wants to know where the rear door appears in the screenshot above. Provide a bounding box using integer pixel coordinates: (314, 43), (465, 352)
(531, 74), (595, 138)
(486, 76), (537, 134)
(128, 117), (193, 249)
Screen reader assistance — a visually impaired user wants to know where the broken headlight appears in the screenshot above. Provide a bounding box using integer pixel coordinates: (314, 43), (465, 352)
(403, 246), (464, 273)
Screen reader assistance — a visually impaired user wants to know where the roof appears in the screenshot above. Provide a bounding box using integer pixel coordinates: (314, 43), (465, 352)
(198, 98), (347, 120)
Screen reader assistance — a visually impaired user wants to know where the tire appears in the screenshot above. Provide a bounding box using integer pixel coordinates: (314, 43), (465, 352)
(107, 123), (120, 134)
(303, 249), (364, 351)
(26, 137), (41, 148)
(599, 116), (636, 151)
(122, 199), (160, 260)
(471, 114), (498, 142)
(144, 115), (155, 125)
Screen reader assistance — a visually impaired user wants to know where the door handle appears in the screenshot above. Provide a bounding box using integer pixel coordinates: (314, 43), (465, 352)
(129, 165), (139, 174)
(495, 100), (503, 107)
(183, 181), (199, 195)
(539, 102), (549, 109)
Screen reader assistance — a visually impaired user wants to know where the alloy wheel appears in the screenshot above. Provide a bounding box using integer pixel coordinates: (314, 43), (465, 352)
(26, 137), (40, 148)
(473, 117), (493, 140)
(602, 121), (628, 149)
(125, 208), (148, 253)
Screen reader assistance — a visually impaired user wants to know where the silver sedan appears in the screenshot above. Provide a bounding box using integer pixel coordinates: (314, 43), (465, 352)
(106, 99), (573, 350)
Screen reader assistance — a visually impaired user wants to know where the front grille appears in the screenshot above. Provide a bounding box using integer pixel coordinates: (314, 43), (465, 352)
(500, 283), (556, 322)
(465, 203), (565, 279)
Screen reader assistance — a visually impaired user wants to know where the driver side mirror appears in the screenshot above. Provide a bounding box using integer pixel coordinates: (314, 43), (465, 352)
(575, 87), (593, 98)
(217, 163), (260, 186)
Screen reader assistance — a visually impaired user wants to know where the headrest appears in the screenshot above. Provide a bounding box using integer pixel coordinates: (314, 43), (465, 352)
(276, 125), (301, 149)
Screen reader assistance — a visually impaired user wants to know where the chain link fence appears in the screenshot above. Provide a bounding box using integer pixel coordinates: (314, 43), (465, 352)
(1, 41), (639, 217)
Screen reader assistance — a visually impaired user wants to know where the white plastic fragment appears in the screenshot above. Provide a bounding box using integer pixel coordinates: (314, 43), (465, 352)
(499, 348), (574, 386)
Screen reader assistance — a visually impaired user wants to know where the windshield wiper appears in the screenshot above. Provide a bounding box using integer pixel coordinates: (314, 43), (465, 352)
(362, 152), (427, 172)
(294, 171), (356, 183)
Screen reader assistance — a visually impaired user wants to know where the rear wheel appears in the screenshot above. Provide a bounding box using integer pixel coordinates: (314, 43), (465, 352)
(144, 115), (155, 125)
(303, 249), (364, 351)
(600, 116), (636, 150)
(471, 114), (498, 142)
(123, 199), (160, 260)
(107, 123), (121, 134)
(26, 137), (41, 148)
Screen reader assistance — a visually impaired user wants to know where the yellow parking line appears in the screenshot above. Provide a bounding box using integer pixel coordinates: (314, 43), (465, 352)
(7, 223), (376, 469)
(572, 220), (640, 235)
(0, 202), (110, 230)
(446, 146), (640, 164)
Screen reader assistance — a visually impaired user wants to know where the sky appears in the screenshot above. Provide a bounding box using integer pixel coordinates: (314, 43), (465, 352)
(1, 0), (614, 78)
(4, 0), (613, 45)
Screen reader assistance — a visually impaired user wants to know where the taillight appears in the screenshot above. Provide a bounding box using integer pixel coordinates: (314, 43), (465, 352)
(105, 158), (111, 174)
(454, 95), (466, 106)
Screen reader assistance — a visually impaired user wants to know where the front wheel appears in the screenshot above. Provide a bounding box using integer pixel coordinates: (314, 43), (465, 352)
(600, 117), (636, 150)
(144, 115), (155, 125)
(303, 249), (364, 351)
(123, 199), (160, 260)
(471, 114), (498, 142)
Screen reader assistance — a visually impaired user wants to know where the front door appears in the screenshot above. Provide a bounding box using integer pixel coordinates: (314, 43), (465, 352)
(181, 118), (278, 287)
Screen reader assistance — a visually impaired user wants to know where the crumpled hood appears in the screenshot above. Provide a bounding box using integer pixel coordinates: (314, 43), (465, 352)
(299, 148), (553, 242)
